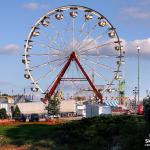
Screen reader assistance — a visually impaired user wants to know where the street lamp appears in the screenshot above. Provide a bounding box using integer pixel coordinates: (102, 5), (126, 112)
(137, 46), (140, 104)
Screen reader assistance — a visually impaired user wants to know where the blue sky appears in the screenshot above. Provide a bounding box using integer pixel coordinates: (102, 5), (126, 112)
(0, 0), (150, 99)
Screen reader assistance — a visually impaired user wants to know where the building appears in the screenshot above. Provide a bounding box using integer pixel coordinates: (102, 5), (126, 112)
(17, 102), (47, 115)
(0, 96), (14, 116)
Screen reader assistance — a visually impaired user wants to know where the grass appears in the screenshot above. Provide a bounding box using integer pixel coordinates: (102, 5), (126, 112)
(0, 124), (60, 150)
(0, 115), (149, 150)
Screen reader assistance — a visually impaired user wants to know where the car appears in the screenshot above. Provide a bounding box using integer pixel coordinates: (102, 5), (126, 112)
(137, 102), (144, 115)
(18, 114), (26, 122)
(45, 113), (60, 120)
(29, 114), (39, 122)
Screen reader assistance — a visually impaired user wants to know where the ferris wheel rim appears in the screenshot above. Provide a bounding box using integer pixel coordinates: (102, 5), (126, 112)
(23, 5), (124, 95)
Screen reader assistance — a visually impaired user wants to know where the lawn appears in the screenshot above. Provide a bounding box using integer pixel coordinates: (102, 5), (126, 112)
(0, 115), (149, 150)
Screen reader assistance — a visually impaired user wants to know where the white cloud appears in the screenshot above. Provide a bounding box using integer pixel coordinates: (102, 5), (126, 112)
(0, 44), (19, 54)
(23, 2), (46, 10)
(75, 37), (150, 57)
(122, 7), (150, 20)
(122, 38), (150, 57)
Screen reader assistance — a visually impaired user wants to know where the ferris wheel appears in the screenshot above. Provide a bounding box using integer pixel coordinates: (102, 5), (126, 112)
(23, 5), (124, 103)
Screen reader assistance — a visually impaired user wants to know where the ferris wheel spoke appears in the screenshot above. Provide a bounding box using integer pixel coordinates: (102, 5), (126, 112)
(29, 53), (62, 57)
(72, 17), (75, 50)
(75, 20), (89, 50)
(30, 56), (68, 70)
(78, 19), (88, 39)
(76, 20), (99, 50)
(30, 62), (50, 70)
(48, 22), (68, 52)
(78, 29), (110, 53)
(79, 41), (114, 55)
(82, 57), (114, 72)
(48, 56), (68, 63)
(36, 28), (63, 51)
(38, 27), (68, 54)
(82, 61), (109, 82)
(80, 53), (117, 59)
(34, 59), (67, 83)
(29, 53), (49, 56)
(33, 40), (63, 52)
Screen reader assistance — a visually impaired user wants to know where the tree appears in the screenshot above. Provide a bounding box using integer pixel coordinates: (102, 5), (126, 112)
(12, 105), (21, 119)
(143, 96), (150, 122)
(45, 91), (61, 115)
(0, 108), (8, 119)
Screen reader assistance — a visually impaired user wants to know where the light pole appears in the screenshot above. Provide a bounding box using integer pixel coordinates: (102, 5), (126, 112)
(137, 46), (140, 104)
(133, 86), (138, 105)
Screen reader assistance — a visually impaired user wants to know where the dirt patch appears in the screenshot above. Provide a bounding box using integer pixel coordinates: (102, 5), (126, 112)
(0, 119), (16, 126)
(0, 144), (31, 150)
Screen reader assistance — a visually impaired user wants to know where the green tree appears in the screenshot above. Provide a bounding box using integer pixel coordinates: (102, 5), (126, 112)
(12, 105), (21, 119)
(45, 91), (61, 115)
(0, 108), (8, 119)
(143, 96), (150, 122)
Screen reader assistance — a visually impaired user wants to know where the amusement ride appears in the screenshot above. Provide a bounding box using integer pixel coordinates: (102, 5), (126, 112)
(22, 5), (125, 103)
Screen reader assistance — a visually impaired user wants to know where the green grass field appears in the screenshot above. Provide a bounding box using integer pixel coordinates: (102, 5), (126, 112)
(0, 115), (149, 150)
(0, 124), (60, 150)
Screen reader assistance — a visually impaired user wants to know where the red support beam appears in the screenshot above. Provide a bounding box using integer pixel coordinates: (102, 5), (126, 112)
(42, 51), (103, 103)
(72, 52), (103, 102)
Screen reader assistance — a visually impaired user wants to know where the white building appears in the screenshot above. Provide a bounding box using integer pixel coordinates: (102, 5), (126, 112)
(17, 100), (77, 115)
(0, 96), (14, 116)
(17, 102), (47, 114)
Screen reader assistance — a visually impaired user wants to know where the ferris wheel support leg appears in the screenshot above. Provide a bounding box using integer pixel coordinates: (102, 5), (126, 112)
(43, 51), (103, 103)
(73, 52), (103, 103)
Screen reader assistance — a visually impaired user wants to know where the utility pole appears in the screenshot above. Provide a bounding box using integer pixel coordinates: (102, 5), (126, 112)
(133, 86), (138, 105)
(137, 46), (140, 104)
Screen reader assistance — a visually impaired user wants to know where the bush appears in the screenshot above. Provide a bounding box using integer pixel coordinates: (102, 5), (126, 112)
(0, 108), (8, 119)
(55, 115), (147, 150)
(143, 96), (150, 122)
(12, 105), (21, 120)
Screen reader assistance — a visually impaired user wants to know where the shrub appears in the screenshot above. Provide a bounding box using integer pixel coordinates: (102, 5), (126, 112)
(12, 105), (21, 120)
(0, 108), (8, 119)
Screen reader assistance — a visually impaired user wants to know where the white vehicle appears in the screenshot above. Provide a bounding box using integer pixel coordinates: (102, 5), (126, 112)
(99, 105), (112, 115)
(86, 104), (112, 117)
(45, 113), (60, 119)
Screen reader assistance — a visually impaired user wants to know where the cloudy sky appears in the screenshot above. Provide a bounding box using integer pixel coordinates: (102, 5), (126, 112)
(0, 0), (150, 99)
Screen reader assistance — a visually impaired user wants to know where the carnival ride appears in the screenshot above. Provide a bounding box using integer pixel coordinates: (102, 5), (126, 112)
(22, 5), (124, 103)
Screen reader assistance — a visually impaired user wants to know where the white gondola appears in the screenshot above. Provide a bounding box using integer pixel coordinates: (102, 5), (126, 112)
(32, 31), (40, 36)
(24, 45), (32, 49)
(117, 60), (125, 65)
(115, 46), (123, 51)
(115, 75), (122, 80)
(107, 88), (112, 93)
(24, 59), (30, 64)
(85, 14), (93, 20)
(41, 20), (50, 27)
(22, 59), (26, 64)
(55, 14), (64, 20)
(70, 11), (78, 18)
(108, 30), (115, 38)
(31, 87), (38, 92)
(98, 21), (107, 27)
(24, 74), (30, 79)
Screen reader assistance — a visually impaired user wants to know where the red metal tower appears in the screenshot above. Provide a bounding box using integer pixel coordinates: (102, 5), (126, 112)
(42, 51), (103, 103)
